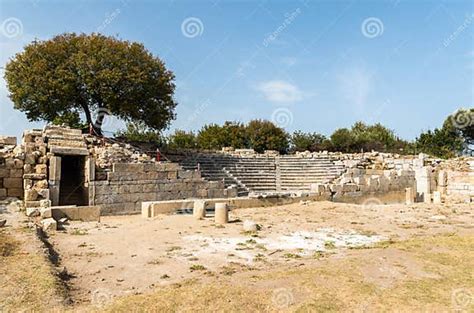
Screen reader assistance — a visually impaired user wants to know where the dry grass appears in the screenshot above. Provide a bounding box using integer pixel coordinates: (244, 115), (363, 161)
(101, 233), (474, 312)
(0, 229), (66, 311)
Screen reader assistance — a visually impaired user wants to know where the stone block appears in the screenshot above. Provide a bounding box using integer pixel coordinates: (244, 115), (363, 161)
(215, 202), (228, 224)
(26, 207), (40, 217)
(51, 205), (100, 222)
(41, 218), (57, 232)
(0, 136), (16, 145)
(9, 169), (23, 178)
(25, 189), (38, 201)
(193, 200), (206, 219)
(40, 207), (52, 218)
(4, 177), (22, 189)
(433, 191), (442, 204)
(0, 169), (8, 178)
(35, 164), (47, 175)
(0, 188), (6, 198)
(405, 187), (414, 205)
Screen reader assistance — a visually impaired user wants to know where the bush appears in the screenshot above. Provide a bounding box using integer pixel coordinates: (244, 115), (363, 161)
(246, 120), (289, 153)
(290, 131), (327, 152)
(168, 130), (197, 150)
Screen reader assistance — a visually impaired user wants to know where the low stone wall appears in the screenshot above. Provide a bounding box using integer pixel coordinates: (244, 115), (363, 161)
(0, 136), (24, 200)
(311, 168), (416, 203)
(90, 162), (235, 215)
(445, 170), (474, 202)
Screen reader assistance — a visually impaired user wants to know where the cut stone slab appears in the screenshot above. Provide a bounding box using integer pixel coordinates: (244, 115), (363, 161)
(51, 205), (100, 222)
(26, 207), (40, 217)
(41, 218), (57, 231)
(243, 220), (258, 232)
(193, 200), (206, 220)
(40, 208), (52, 218)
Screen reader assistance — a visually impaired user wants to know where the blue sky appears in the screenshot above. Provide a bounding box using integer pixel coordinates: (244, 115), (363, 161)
(0, 0), (472, 140)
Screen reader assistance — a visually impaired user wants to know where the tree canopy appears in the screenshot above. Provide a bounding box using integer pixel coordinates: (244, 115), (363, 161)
(4, 33), (177, 135)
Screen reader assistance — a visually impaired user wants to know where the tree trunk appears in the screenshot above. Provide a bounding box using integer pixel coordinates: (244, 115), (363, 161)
(79, 102), (103, 137)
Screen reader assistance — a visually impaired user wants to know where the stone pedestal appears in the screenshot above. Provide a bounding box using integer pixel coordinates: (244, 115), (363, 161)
(405, 187), (414, 205)
(214, 202), (228, 224)
(193, 200), (206, 219)
(433, 191), (442, 204)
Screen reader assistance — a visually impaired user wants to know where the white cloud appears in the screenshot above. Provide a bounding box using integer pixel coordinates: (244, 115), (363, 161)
(337, 67), (372, 107)
(256, 80), (303, 103)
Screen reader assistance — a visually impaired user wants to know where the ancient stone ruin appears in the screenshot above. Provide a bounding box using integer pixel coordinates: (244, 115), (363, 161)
(0, 125), (472, 229)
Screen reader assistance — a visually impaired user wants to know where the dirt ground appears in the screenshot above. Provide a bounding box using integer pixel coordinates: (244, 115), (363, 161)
(45, 200), (474, 310)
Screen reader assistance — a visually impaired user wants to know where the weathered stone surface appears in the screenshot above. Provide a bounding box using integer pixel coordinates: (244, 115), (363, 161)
(243, 220), (258, 232)
(51, 206), (100, 222)
(41, 218), (57, 231)
(4, 178), (22, 189)
(215, 202), (228, 224)
(26, 207), (40, 217)
(193, 200), (206, 220)
(50, 146), (89, 155)
(0, 136), (16, 146)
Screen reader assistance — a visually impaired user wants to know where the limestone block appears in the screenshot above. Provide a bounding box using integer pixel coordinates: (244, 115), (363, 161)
(0, 188), (6, 198)
(23, 179), (34, 189)
(433, 191), (442, 204)
(35, 164), (47, 175)
(25, 189), (38, 201)
(0, 169), (8, 178)
(405, 187), (414, 205)
(9, 169), (23, 178)
(0, 136), (16, 145)
(215, 202), (228, 224)
(24, 154), (36, 165)
(40, 207), (52, 218)
(37, 188), (50, 199)
(193, 200), (206, 219)
(23, 164), (33, 174)
(4, 178), (22, 189)
(26, 207), (40, 217)
(41, 218), (57, 231)
(243, 220), (258, 232)
(40, 199), (51, 208)
(32, 180), (47, 190)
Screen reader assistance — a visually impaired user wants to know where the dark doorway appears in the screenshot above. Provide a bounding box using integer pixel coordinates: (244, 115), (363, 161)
(59, 156), (87, 206)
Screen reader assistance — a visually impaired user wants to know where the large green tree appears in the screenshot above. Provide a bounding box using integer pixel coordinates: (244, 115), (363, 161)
(4, 33), (177, 136)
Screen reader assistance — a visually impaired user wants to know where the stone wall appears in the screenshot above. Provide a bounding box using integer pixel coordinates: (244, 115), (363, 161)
(90, 162), (236, 215)
(0, 136), (24, 199)
(311, 168), (416, 203)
